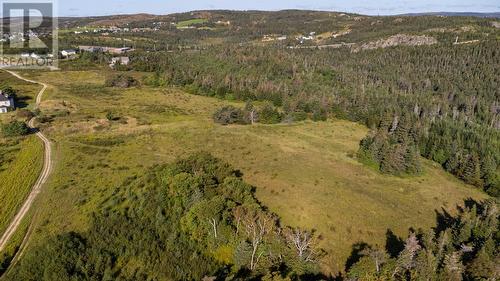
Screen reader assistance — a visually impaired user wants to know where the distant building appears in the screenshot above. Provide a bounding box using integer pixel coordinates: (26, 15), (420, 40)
(61, 49), (77, 57)
(110, 57), (130, 68)
(79, 45), (103, 52)
(78, 46), (132, 55)
(215, 20), (231, 26)
(106, 47), (132, 54)
(262, 35), (288, 42)
(0, 91), (15, 113)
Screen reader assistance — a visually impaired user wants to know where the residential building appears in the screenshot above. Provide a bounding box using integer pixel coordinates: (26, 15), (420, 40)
(0, 91), (15, 113)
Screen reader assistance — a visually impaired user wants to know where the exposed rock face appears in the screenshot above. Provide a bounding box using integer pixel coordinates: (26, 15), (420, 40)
(492, 21), (500, 28)
(353, 34), (438, 52)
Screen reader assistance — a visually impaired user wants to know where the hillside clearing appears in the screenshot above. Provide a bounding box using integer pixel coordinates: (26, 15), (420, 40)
(19, 70), (488, 274)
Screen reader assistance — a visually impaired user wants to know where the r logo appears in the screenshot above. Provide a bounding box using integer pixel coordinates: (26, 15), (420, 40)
(1, 1), (58, 69)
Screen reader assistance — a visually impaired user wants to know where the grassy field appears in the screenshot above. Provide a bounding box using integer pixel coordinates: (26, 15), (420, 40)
(0, 136), (44, 235)
(17, 69), (488, 274)
(176, 18), (208, 28)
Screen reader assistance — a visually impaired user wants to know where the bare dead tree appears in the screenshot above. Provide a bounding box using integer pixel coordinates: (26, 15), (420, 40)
(209, 218), (218, 239)
(284, 227), (316, 262)
(361, 247), (387, 273)
(392, 232), (422, 278)
(233, 207), (244, 235)
(240, 208), (276, 270)
(444, 251), (463, 280)
(249, 109), (257, 125)
(390, 115), (399, 133)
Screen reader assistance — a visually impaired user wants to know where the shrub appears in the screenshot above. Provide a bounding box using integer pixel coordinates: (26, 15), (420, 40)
(105, 111), (120, 121)
(143, 72), (167, 87)
(312, 108), (328, 122)
(0, 86), (17, 97)
(213, 106), (247, 125)
(259, 102), (282, 124)
(291, 111), (308, 122)
(2, 121), (30, 137)
(105, 74), (138, 88)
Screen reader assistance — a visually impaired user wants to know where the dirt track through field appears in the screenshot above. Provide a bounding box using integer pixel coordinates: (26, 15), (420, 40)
(0, 70), (52, 253)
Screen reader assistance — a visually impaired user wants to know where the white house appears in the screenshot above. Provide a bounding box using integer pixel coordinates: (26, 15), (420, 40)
(0, 91), (15, 113)
(110, 57), (130, 68)
(61, 49), (77, 57)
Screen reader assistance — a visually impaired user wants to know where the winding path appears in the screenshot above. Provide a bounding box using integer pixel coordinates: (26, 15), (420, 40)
(0, 70), (52, 252)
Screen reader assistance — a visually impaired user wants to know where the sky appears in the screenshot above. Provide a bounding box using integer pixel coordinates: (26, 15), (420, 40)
(54, 0), (500, 17)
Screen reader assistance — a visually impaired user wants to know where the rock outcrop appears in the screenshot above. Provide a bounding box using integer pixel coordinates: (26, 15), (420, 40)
(353, 34), (438, 52)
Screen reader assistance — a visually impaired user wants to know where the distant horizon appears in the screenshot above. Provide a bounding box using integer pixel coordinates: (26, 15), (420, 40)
(52, 0), (500, 17)
(0, 0), (499, 18)
(53, 9), (500, 18)
(2, 10), (499, 20)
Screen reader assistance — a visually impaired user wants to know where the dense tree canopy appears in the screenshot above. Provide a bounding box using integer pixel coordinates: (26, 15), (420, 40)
(8, 153), (321, 280)
(347, 200), (499, 281)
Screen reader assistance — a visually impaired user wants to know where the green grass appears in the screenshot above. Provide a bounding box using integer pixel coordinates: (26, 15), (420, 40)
(18, 69), (488, 275)
(0, 136), (44, 235)
(0, 210), (33, 265)
(176, 18), (208, 28)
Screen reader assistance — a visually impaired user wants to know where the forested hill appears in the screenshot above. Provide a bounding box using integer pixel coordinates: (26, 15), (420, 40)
(400, 12), (500, 18)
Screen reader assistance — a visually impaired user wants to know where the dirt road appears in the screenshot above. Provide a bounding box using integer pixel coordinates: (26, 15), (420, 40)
(0, 70), (52, 252)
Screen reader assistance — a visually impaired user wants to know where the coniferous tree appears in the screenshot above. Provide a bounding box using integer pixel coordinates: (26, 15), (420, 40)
(462, 154), (483, 187)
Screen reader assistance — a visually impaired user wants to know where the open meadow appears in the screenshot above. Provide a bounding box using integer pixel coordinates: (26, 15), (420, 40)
(10, 69), (488, 274)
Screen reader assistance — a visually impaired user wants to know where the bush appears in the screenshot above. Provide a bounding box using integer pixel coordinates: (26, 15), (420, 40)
(291, 111), (308, 122)
(213, 106), (247, 125)
(105, 74), (138, 88)
(0, 86), (17, 97)
(105, 111), (120, 121)
(2, 121), (30, 137)
(143, 72), (167, 87)
(259, 102), (282, 124)
(312, 108), (328, 122)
